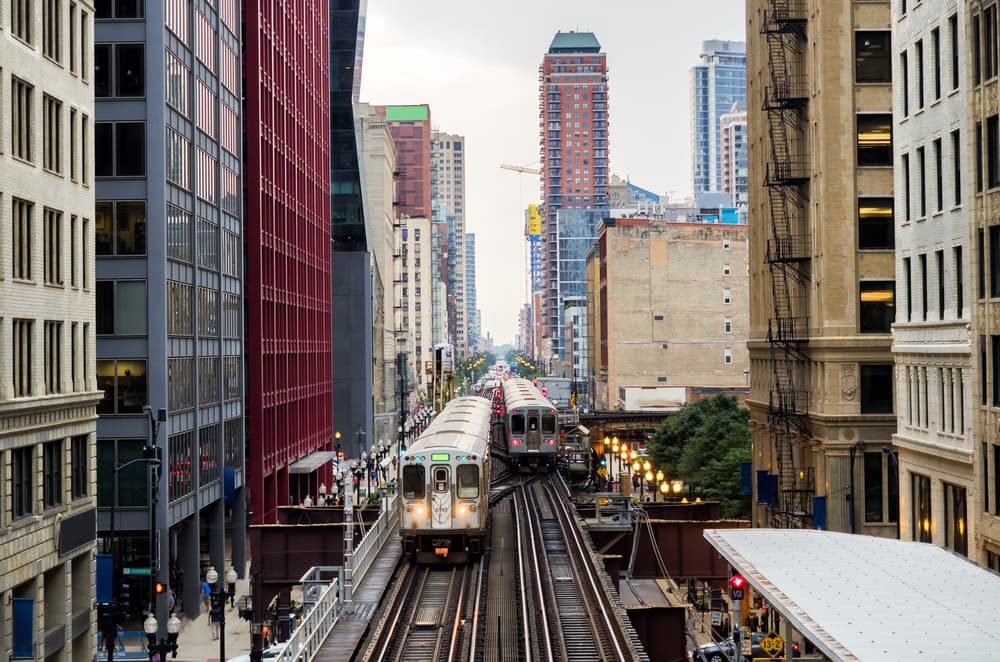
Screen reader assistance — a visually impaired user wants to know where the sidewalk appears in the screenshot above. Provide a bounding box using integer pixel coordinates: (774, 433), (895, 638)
(173, 571), (252, 662)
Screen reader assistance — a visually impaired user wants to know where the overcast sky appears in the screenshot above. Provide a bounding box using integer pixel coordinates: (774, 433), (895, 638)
(360, 0), (746, 346)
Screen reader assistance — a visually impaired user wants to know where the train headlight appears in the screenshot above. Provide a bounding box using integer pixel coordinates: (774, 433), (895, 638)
(416, 505), (425, 516)
(458, 505), (467, 515)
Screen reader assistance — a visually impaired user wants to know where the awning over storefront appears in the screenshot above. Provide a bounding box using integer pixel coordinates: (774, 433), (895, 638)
(288, 451), (336, 474)
(704, 528), (1000, 661)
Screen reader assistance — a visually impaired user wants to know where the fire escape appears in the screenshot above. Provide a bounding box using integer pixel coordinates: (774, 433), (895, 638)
(761, 0), (813, 526)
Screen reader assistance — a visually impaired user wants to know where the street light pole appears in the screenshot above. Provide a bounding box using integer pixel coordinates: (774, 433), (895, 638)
(206, 566), (237, 662)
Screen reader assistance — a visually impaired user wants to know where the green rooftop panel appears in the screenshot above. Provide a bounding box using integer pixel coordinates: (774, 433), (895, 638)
(385, 105), (429, 121)
(548, 31), (601, 53)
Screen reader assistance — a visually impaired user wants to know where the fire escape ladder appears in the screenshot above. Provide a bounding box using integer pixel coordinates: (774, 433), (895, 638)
(761, 0), (813, 527)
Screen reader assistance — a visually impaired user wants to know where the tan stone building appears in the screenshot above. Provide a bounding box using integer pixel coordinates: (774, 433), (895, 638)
(589, 217), (749, 411)
(0, 0), (102, 655)
(746, 0), (897, 533)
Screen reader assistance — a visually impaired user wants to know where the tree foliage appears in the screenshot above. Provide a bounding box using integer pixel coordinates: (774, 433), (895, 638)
(647, 395), (751, 519)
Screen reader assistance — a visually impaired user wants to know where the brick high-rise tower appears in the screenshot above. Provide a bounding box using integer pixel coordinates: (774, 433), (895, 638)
(539, 31), (609, 360)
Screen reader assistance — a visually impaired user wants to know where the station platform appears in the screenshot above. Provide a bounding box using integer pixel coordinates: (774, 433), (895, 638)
(312, 541), (402, 660)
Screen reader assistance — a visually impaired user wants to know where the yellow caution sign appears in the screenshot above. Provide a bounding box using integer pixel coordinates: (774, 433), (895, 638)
(758, 632), (785, 657)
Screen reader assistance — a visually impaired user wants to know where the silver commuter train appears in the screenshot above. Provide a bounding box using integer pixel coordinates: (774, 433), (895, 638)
(399, 396), (492, 563)
(502, 378), (558, 470)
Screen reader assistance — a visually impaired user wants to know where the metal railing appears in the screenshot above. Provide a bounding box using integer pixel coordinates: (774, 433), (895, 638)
(348, 493), (399, 591)
(275, 569), (341, 662)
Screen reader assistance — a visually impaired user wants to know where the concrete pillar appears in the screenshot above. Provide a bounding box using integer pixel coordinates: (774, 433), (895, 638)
(231, 487), (247, 579)
(210, 499), (226, 581)
(181, 516), (201, 621)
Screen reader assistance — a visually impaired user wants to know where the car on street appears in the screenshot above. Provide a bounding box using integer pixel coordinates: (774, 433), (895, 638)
(689, 633), (800, 662)
(226, 642), (287, 662)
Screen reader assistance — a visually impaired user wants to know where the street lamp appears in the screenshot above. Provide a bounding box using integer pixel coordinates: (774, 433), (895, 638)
(205, 566), (238, 662)
(659, 481), (669, 501)
(143, 612), (180, 659)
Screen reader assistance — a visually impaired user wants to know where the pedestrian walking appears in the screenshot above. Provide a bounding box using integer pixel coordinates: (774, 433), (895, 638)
(201, 580), (211, 613)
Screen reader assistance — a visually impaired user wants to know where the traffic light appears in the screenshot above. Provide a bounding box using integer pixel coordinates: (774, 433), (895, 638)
(154, 581), (166, 595)
(728, 573), (746, 600)
(599, 458), (607, 467)
(119, 581), (131, 607)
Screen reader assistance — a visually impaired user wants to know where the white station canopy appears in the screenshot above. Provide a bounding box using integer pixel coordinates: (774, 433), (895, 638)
(704, 528), (1000, 661)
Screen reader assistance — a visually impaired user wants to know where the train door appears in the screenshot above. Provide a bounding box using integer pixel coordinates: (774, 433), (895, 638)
(526, 412), (541, 450)
(431, 465), (452, 529)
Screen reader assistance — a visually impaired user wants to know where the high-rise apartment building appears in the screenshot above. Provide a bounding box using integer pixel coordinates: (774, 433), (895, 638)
(968, 0), (1000, 567)
(95, 0), (247, 623)
(244, 0), (333, 526)
(893, 1), (973, 556)
(691, 39), (747, 197)
(397, 218), (434, 400)
(539, 31), (610, 359)
(431, 132), (467, 354)
(720, 100), (748, 206)
(746, 1), (896, 534)
(465, 233), (479, 352)
(0, 4), (101, 655)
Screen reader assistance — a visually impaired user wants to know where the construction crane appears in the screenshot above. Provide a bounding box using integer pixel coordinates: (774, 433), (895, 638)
(500, 163), (541, 175)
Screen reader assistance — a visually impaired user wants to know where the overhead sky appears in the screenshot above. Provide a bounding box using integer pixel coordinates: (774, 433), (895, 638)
(360, 0), (746, 346)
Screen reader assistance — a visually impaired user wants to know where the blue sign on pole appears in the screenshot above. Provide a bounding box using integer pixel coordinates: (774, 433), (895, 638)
(96, 553), (114, 603)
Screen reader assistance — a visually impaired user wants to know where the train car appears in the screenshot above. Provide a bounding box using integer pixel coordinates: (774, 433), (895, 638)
(399, 396), (492, 563)
(501, 378), (558, 470)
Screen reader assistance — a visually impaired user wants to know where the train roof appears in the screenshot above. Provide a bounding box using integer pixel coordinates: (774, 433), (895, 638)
(408, 396), (491, 455)
(502, 378), (556, 411)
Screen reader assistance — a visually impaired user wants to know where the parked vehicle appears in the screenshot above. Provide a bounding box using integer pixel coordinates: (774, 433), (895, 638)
(689, 633), (800, 662)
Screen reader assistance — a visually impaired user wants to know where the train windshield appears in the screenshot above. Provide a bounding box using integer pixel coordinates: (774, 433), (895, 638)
(542, 414), (556, 435)
(511, 414), (525, 435)
(457, 464), (479, 498)
(402, 465), (426, 499)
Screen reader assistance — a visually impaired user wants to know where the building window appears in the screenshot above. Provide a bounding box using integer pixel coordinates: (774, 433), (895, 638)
(94, 0), (144, 19)
(44, 208), (63, 285)
(904, 257), (912, 321)
(723, 288), (732, 305)
(167, 280), (193, 335)
(943, 483), (968, 556)
(43, 0), (62, 60)
(949, 14), (959, 91)
(933, 138), (943, 213)
(857, 114), (892, 166)
(168, 357), (194, 410)
(95, 200), (146, 255)
(200, 424), (220, 485)
(95, 122), (145, 177)
(43, 95), (62, 173)
(43, 440), (62, 508)
(71, 434), (88, 499)
(165, 129), (190, 188)
(917, 146), (926, 217)
(166, 205), (193, 263)
(952, 129), (962, 207)
(724, 348), (732, 365)
(993, 336), (1000, 407)
(224, 356), (241, 400)
(977, 122), (984, 193)
(911, 473), (932, 543)
(12, 198), (33, 281)
(44, 321), (62, 394)
(983, 336), (989, 406)
(900, 51), (909, 116)
(724, 318), (732, 334)
(856, 31), (891, 83)
(166, 52), (190, 114)
(723, 263), (731, 276)
(12, 77), (34, 162)
(197, 218), (219, 270)
(12, 0), (33, 42)
(96, 280), (147, 335)
(198, 356), (219, 404)
(974, 12), (983, 85)
(987, 4), (999, 81)
(223, 293), (239, 338)
(936, 250), (945, 320)
(990, 116), (1000, 189)
(71, 321), (78, 388)
(864, 451), (898, 523)
(991, 226), (1000, 298)
(95, 359), (147, 414)
(97, 438), (148, 507)
(81, 115), (90, 183)
(197, 287), (218, 336)
(979, 228), (986, 299)
(167, 431), (194, 502)
(859, 281), (894, 333)
(931, 27), (941, 100)
(94, 43), (145, 98)
(860, 364), (893, 414)
(13, 319), (33, 397)
(70, 108), (78, 180)
(915, 39), (924, 109)
(901, 153), (911, 221)
(12, 446), (33, 519)
(858, 197), (893, 249)
(920, 253), (928, 319)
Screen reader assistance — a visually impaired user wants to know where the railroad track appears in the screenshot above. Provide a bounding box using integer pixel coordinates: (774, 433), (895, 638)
(363, 562), (481, 662)
(515, 475), (647, 662)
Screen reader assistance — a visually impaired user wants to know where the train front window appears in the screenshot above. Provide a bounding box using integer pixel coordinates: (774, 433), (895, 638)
(542, 414), (556, 435)
(402, 465), (425, 499)
(511, 414), (525, 435)
(457, 464), (479, 498)
(528, 416), (539, 432)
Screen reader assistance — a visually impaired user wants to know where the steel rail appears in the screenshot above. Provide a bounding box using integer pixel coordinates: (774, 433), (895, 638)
(467, 555), (486, 662)
(517, 482), (556, 662)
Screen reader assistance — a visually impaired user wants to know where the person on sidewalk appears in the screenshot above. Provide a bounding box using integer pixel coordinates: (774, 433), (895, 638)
(201, 580), (211, 613)
(209, 605), (222, 640)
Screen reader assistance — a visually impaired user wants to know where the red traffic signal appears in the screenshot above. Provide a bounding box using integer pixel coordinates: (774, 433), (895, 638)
(154, 582), (166, 594)
(728, 574), (746, 590)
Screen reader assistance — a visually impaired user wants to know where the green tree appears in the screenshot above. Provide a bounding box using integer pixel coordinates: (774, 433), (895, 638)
(647, 395), (751, 519)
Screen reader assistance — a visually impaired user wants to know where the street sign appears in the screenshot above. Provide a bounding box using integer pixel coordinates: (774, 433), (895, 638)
(759, 632), (785, 657)
(123, 567), (151, 576)
(740, 638), (751, 655)
(710, 611), (722, 626)
(730, 587), (744, 600)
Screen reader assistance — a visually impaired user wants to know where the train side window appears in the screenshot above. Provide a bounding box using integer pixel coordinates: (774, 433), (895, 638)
(528, 416), (539, 432)
(457, 464), (479, 498)
(542, 414), (557, 435)
(511, 414), (525, 435)
(402, 465), (425, 499)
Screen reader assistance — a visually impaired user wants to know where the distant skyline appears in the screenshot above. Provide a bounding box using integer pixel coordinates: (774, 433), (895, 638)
(360, 0), (746, 345)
